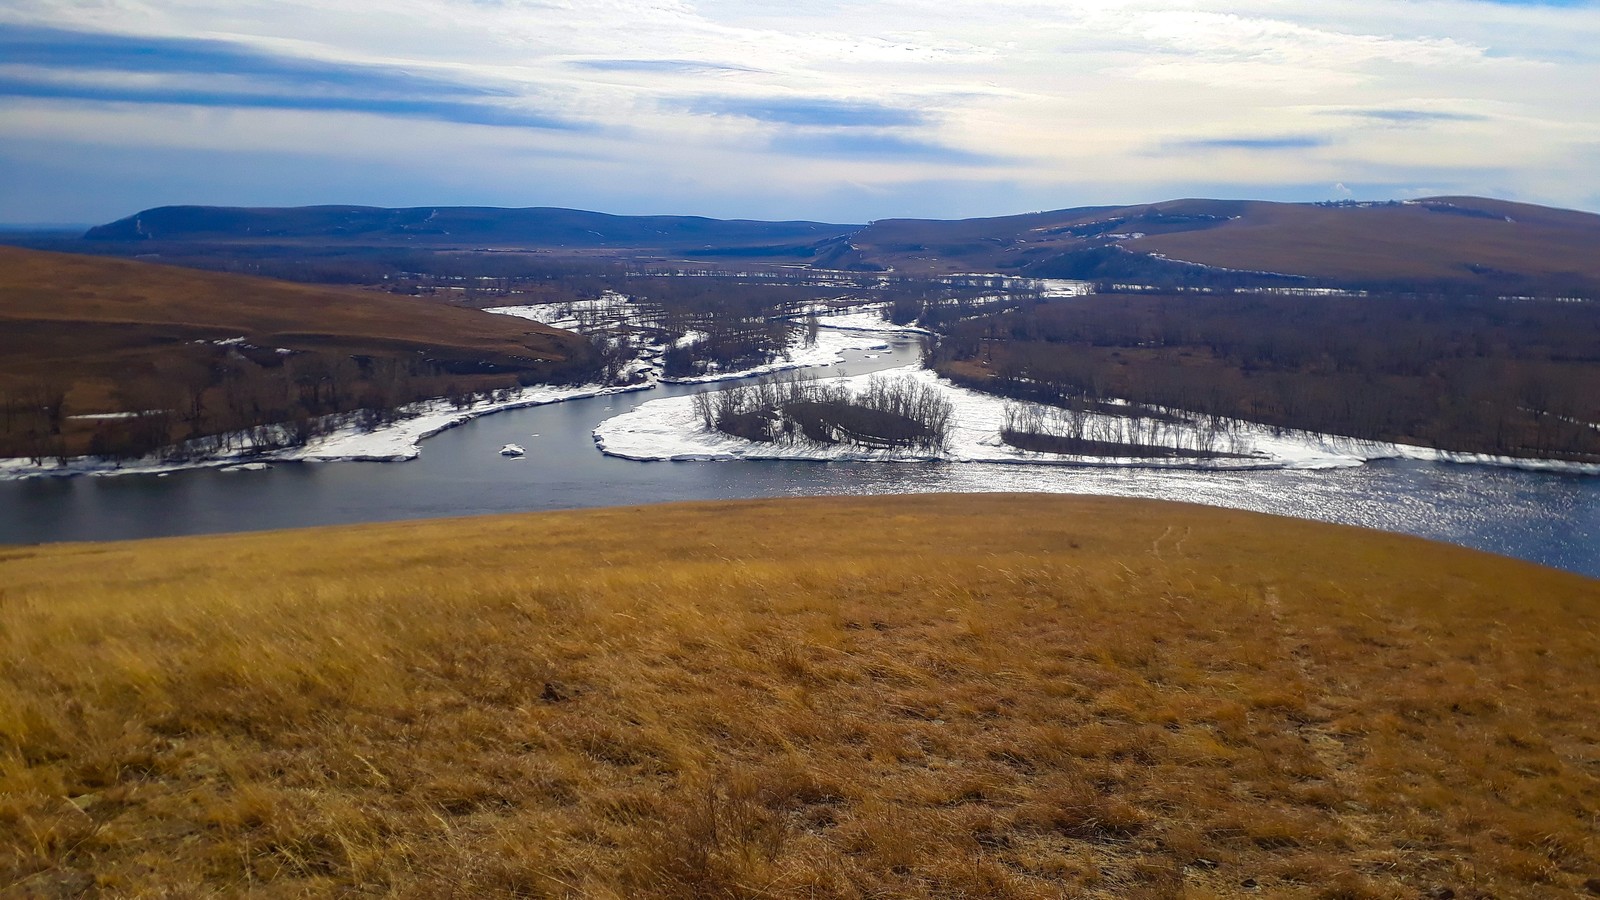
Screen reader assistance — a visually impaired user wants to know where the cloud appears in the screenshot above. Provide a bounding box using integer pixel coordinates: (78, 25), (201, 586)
(1166, 136), (1334, 151)
(684, 96), (926, 128)
(0, 24), (578, 129)
(0, 76), (577, 130)
(1333, 108), (1491, 124)
(569, 59), (764, 75)
(769, 131), (998, 165)
(0, 25), (486, 96)
(2, 1), (1599, 221)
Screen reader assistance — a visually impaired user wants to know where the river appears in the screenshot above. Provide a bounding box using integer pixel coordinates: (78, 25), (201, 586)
(3, 338), (1598, 579)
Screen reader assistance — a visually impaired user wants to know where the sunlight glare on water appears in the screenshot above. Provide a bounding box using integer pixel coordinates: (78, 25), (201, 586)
(2, 340), (1596, 579)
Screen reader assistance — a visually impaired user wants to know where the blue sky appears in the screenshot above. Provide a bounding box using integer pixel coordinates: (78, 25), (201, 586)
(2, 1), (1599, 224)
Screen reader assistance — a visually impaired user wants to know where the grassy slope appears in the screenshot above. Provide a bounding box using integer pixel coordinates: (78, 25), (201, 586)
(848, 197), (1600, 285)
(1129, 199), (1600, 284)
(0, 245), (583, 415)
(4, 494), (1598, 898)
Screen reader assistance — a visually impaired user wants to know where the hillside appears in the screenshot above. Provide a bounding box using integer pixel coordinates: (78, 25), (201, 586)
(3, 494), (1597, 897)
(81, 205), (860, 251)
(54, 196), (1600, 293)
(844, 197), (1600, 290)
(0, 246), (589, 458)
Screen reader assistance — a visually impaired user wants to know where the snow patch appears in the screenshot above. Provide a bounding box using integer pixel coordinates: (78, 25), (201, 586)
(0, 382), (649, 481)
(67, 410), (170, 421)
(808, 308), (934, 335)
(659, 329), (892, 385)
(593, 367), (1600, 475)
(485, 292), (635, 331)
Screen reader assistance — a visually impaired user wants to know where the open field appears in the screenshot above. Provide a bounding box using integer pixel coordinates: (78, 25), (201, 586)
(3, 494), (1598, 897)
(1129, 198), (1600, 287)
(844, 197), (1600, 290)
(0, 246), (589, 457)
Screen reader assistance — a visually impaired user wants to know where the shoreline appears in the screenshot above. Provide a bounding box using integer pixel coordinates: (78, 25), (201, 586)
(0, 326), (901, 482)
(593, 366), (1600, 476)
(0, 381), (652, 482)
(7, 323), (1598, 481)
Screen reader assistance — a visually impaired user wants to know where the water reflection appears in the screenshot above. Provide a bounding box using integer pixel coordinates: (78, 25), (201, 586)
(3, 340), (1597, 580)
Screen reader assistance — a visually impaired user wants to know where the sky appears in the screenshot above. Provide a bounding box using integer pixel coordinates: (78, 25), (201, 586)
(2, 0), (1599, 225)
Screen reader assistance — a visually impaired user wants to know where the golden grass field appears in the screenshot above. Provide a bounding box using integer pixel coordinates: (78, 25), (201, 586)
(2, 494), (1598, 898)
(847, 197), (1600, 285)
(1128, 198), (1600, 285)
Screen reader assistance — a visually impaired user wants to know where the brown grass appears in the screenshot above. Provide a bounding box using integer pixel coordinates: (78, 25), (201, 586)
(2, 494), (1598, 898)
(1130, 199), (1600, 284)
(848, 196), (1600, 284)
(0, 245), (583, 421)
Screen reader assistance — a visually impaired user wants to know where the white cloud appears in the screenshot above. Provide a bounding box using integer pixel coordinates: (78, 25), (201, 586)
(2, 0), (1598, 220)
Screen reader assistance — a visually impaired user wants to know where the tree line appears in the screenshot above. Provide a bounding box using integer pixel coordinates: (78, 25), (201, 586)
(929, 292), (1600, 461)
(1001, 400), (1255, 460)
(0, 342), (605, 464)
(692, 372), (954, 452)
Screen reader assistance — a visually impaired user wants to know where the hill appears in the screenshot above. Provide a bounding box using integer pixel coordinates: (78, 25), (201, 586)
(3, 494), (1597, 897)
(0, 246), (589, 459)
(843, 197), (1600, 291)
(68, 196), (1600, 293)
(81, 205), (860, 252)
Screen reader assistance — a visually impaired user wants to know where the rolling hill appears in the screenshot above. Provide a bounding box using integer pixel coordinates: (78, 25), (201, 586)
(68, 197), (1600, 293)
(81, 205), (860, 251)
(838, 197), (1600, 290)
(0, 245), (589, 457)
(3, 494), (1597, 896)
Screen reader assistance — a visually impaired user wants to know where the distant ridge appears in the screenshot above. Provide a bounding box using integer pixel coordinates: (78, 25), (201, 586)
(836, 196), (1600, 288)
(76, 196), (1600, 291)
(83, 205), (862, 250)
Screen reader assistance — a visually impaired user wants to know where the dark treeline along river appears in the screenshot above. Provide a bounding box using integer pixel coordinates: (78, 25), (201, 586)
(3, 341), (1598, 580)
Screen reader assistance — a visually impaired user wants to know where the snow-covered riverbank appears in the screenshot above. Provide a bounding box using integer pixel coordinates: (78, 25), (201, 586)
(593, 366), (1600, 475)
(660, 328), (893, 383)
(11, 315), (1596, 481)
(0, 323), (911, 481)
(487, 299), (903, 383)
(801, 309), (935, 336)
(0, 381), (649, 481)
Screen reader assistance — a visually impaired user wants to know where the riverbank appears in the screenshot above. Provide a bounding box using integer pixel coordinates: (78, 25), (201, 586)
(0, 381), (647, 481)
(594, 365), (1600, 475)
(0, 326), (905, 482)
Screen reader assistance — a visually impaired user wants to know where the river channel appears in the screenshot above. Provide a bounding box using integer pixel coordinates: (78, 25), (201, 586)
(3, 338), (1598, 580)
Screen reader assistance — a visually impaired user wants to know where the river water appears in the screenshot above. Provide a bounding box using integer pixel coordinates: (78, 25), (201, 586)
(3, 339), (1598, 579)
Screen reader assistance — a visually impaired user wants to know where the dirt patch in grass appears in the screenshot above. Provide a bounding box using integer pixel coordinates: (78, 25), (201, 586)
(2, 494), (1597, 897)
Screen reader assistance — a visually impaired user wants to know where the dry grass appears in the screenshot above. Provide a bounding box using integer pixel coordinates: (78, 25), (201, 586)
(1131, 199), (1600, 284)
(849, 197), (1600, 285)
(2, 494), (1598, 898)
(0, 245), (583, 418)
